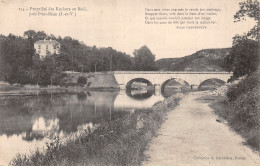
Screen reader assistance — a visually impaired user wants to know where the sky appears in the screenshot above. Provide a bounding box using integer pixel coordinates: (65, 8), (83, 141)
(0, 0), (256, 59)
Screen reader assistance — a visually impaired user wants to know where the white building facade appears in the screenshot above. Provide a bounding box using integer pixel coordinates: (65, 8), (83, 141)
(34, 39), (60, 59)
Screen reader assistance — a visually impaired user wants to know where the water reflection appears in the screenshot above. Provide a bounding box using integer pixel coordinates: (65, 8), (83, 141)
(162, 87), (190, 98)
(161, 78), (191, 98)
(126, 89), (154, 100)
(0, 89), (168, 164)
(31, 117), (60, 140)
(115, 90), (164, 110)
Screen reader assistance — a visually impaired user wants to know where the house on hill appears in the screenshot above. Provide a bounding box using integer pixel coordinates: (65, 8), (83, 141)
(34, 39), (60, 59)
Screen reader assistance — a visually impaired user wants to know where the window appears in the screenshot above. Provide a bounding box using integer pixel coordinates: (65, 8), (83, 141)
(46, 50), (51, 55)
(38, 50), (41, 54)
(46, 44), (48, 49)
(38, 45), (41, 49)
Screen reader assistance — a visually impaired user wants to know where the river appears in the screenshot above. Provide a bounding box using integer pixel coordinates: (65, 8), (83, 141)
(0, 89), (171, 165)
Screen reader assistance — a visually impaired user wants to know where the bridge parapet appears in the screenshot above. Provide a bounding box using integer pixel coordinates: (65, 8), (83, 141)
(113, 71), (232, 74)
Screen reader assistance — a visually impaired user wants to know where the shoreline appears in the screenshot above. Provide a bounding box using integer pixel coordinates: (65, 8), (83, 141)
(0, 84), (120, 97)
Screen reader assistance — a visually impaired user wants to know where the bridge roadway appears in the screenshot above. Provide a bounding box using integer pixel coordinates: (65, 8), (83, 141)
(113, 71), (233, 90)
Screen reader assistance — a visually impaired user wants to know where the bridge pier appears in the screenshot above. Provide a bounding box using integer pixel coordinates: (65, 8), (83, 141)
(118, 84), (126, 90)
(191, 85), (199, 90)
(119, 89), (126, 95)
(154, 84), (161, 96)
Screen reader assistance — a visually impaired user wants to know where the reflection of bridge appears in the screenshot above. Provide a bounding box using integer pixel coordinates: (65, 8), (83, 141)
(114, 90), (164, 109)
(113, 71), (232, 90)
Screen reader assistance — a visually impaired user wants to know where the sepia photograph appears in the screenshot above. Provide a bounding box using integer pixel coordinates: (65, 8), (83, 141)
(0, 0), (259, 165)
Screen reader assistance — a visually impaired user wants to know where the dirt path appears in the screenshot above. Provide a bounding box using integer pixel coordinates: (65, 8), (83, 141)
(143, 92), (260, 166)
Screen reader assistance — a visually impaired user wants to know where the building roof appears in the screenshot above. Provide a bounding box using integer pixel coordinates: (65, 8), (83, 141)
(34, 40), (60, 45)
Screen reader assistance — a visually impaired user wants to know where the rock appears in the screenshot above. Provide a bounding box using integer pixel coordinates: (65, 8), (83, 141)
(216, 119), (221, 123)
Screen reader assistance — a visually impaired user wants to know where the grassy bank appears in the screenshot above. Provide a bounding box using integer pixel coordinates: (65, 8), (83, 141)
(10, 94), (182, 166)
(209, 71), (259, 152)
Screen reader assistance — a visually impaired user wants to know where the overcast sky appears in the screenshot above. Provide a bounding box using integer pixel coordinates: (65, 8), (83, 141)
(0, 0), (255, 59)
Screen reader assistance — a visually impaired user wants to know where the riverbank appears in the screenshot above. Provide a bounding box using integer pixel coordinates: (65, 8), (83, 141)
(0, 84), (120, 96)
(10, 93), (183, 165)
(143, 92), (260, 166)
(0, 73), (120, 96)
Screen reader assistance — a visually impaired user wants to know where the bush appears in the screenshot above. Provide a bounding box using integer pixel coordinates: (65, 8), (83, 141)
(226, 72), (259, 102)
(77, 76), (87, 85)
(232, 88), (259, 128)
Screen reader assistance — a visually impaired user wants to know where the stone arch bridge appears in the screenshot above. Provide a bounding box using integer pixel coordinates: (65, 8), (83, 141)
(113, 71), (232, 90)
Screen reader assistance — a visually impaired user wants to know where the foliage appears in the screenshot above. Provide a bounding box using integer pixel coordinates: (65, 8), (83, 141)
(38, 56), (64, 85)
(23, 30), (48, 43)
(234, 0), (260, 40)
(227, 71), (259, 150)
(1, 30), (155, 85)
(214, 1), (260, 152)
(225, 0), (260, 80)
(0, 34), (35, 84)
(54, 41), (134, 72)
(0, 33), (65, 85)
(77, 76), (87, 85)
(211, 71), (260, 151)
(133, 45), (157, 71)
(232, 87), (259, 128)
(224, 36), (259, 79)
(226, 71), (259, 101)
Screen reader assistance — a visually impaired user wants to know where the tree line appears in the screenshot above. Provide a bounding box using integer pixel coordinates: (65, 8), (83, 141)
(0, 30), (157, 85)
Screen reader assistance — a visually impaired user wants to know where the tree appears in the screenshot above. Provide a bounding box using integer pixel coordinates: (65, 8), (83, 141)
(50, 34), (57, 40)
(234, 0), (259, 40)
(133, 45), (156, 71)
(224, 0), (260, 80)
(1, 34), (35, 84)
(38, 56), (63, 85)
(0, 30), (136, 85)
(77, 76), (87, 86)
(50, 65), (63, 85)
(24, 30), (47, 43)
(35, 31), (47, 41)
(32, 55), (42, 84)
(225, 36), (258, 78)
(24, 30), (36, 39)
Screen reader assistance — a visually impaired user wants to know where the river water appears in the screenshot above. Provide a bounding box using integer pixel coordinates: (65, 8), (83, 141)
(0, 89), (170, 165)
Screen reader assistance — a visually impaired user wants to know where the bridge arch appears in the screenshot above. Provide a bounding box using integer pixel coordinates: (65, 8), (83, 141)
(113, 71), (233, 91)
(161, 78), (190, 97)
(125, 78), (153, 90)
(198, 78), (226, 90)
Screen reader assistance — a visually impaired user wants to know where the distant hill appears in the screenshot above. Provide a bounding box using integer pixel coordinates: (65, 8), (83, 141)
(155, 48), (231, 71)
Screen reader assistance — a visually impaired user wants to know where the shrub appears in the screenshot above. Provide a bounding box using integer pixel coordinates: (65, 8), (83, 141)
(226, 72), (259, 102)
(232, 88), (259, 128)
(77, 76), (87, 85)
